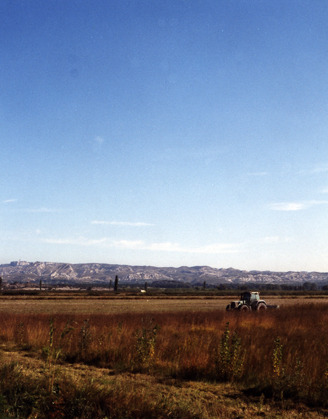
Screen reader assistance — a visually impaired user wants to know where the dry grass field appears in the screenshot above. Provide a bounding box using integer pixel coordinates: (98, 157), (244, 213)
(0, 294), (325, 314)
(0, 295), (328, 418)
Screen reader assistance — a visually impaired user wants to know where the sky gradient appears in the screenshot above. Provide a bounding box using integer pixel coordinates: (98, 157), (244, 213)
(2, 1), (328, 271)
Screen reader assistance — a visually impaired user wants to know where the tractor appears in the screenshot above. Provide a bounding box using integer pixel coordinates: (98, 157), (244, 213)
(225, 291), (279, 311)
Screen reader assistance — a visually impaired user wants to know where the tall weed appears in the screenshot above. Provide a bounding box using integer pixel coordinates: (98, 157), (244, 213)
(133, 318), (159, 371)
(215, 322), (245, 381)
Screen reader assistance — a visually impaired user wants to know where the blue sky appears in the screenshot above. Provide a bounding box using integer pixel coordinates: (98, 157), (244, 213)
(1, 0), (328, 271)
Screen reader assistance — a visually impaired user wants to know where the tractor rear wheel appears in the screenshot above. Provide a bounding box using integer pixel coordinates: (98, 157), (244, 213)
(257, 302), (267, 311)
(226, 304), (231, 311)
(240, 304), (250, 312)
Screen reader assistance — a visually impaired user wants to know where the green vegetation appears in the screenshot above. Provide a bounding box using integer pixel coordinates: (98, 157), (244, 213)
(114, 275), (118, 292)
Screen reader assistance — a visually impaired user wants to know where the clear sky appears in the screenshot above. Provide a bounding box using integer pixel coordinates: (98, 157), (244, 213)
(1, 0), (328, 271)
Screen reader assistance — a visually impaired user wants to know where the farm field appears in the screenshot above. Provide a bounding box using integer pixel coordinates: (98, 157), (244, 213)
(0, 294), (326, 314)
(1, 296), (328, 417)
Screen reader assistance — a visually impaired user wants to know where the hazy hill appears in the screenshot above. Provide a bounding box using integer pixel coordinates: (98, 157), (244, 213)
(1, 261), (328, 285)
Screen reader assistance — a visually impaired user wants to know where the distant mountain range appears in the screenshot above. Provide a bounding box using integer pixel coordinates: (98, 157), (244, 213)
(0, 261), (328, 286)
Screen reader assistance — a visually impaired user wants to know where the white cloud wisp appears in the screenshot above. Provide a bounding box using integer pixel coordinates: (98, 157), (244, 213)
(92, 220), (155, 226)
(3, 199), (17, 204)
(268, 200), (328, 211)
(42, 237), (243, 254)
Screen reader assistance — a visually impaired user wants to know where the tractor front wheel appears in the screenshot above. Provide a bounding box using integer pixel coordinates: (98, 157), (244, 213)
(257, 302), (267, 311)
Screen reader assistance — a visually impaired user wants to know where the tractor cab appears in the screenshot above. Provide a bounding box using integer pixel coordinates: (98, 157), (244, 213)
(240, 292), (259, 304)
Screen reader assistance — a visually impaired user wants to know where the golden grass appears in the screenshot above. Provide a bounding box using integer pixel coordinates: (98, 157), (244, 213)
(0, 304), (327, 384)
(1, 298), (328, 417)
(0, 349), (327, 419)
